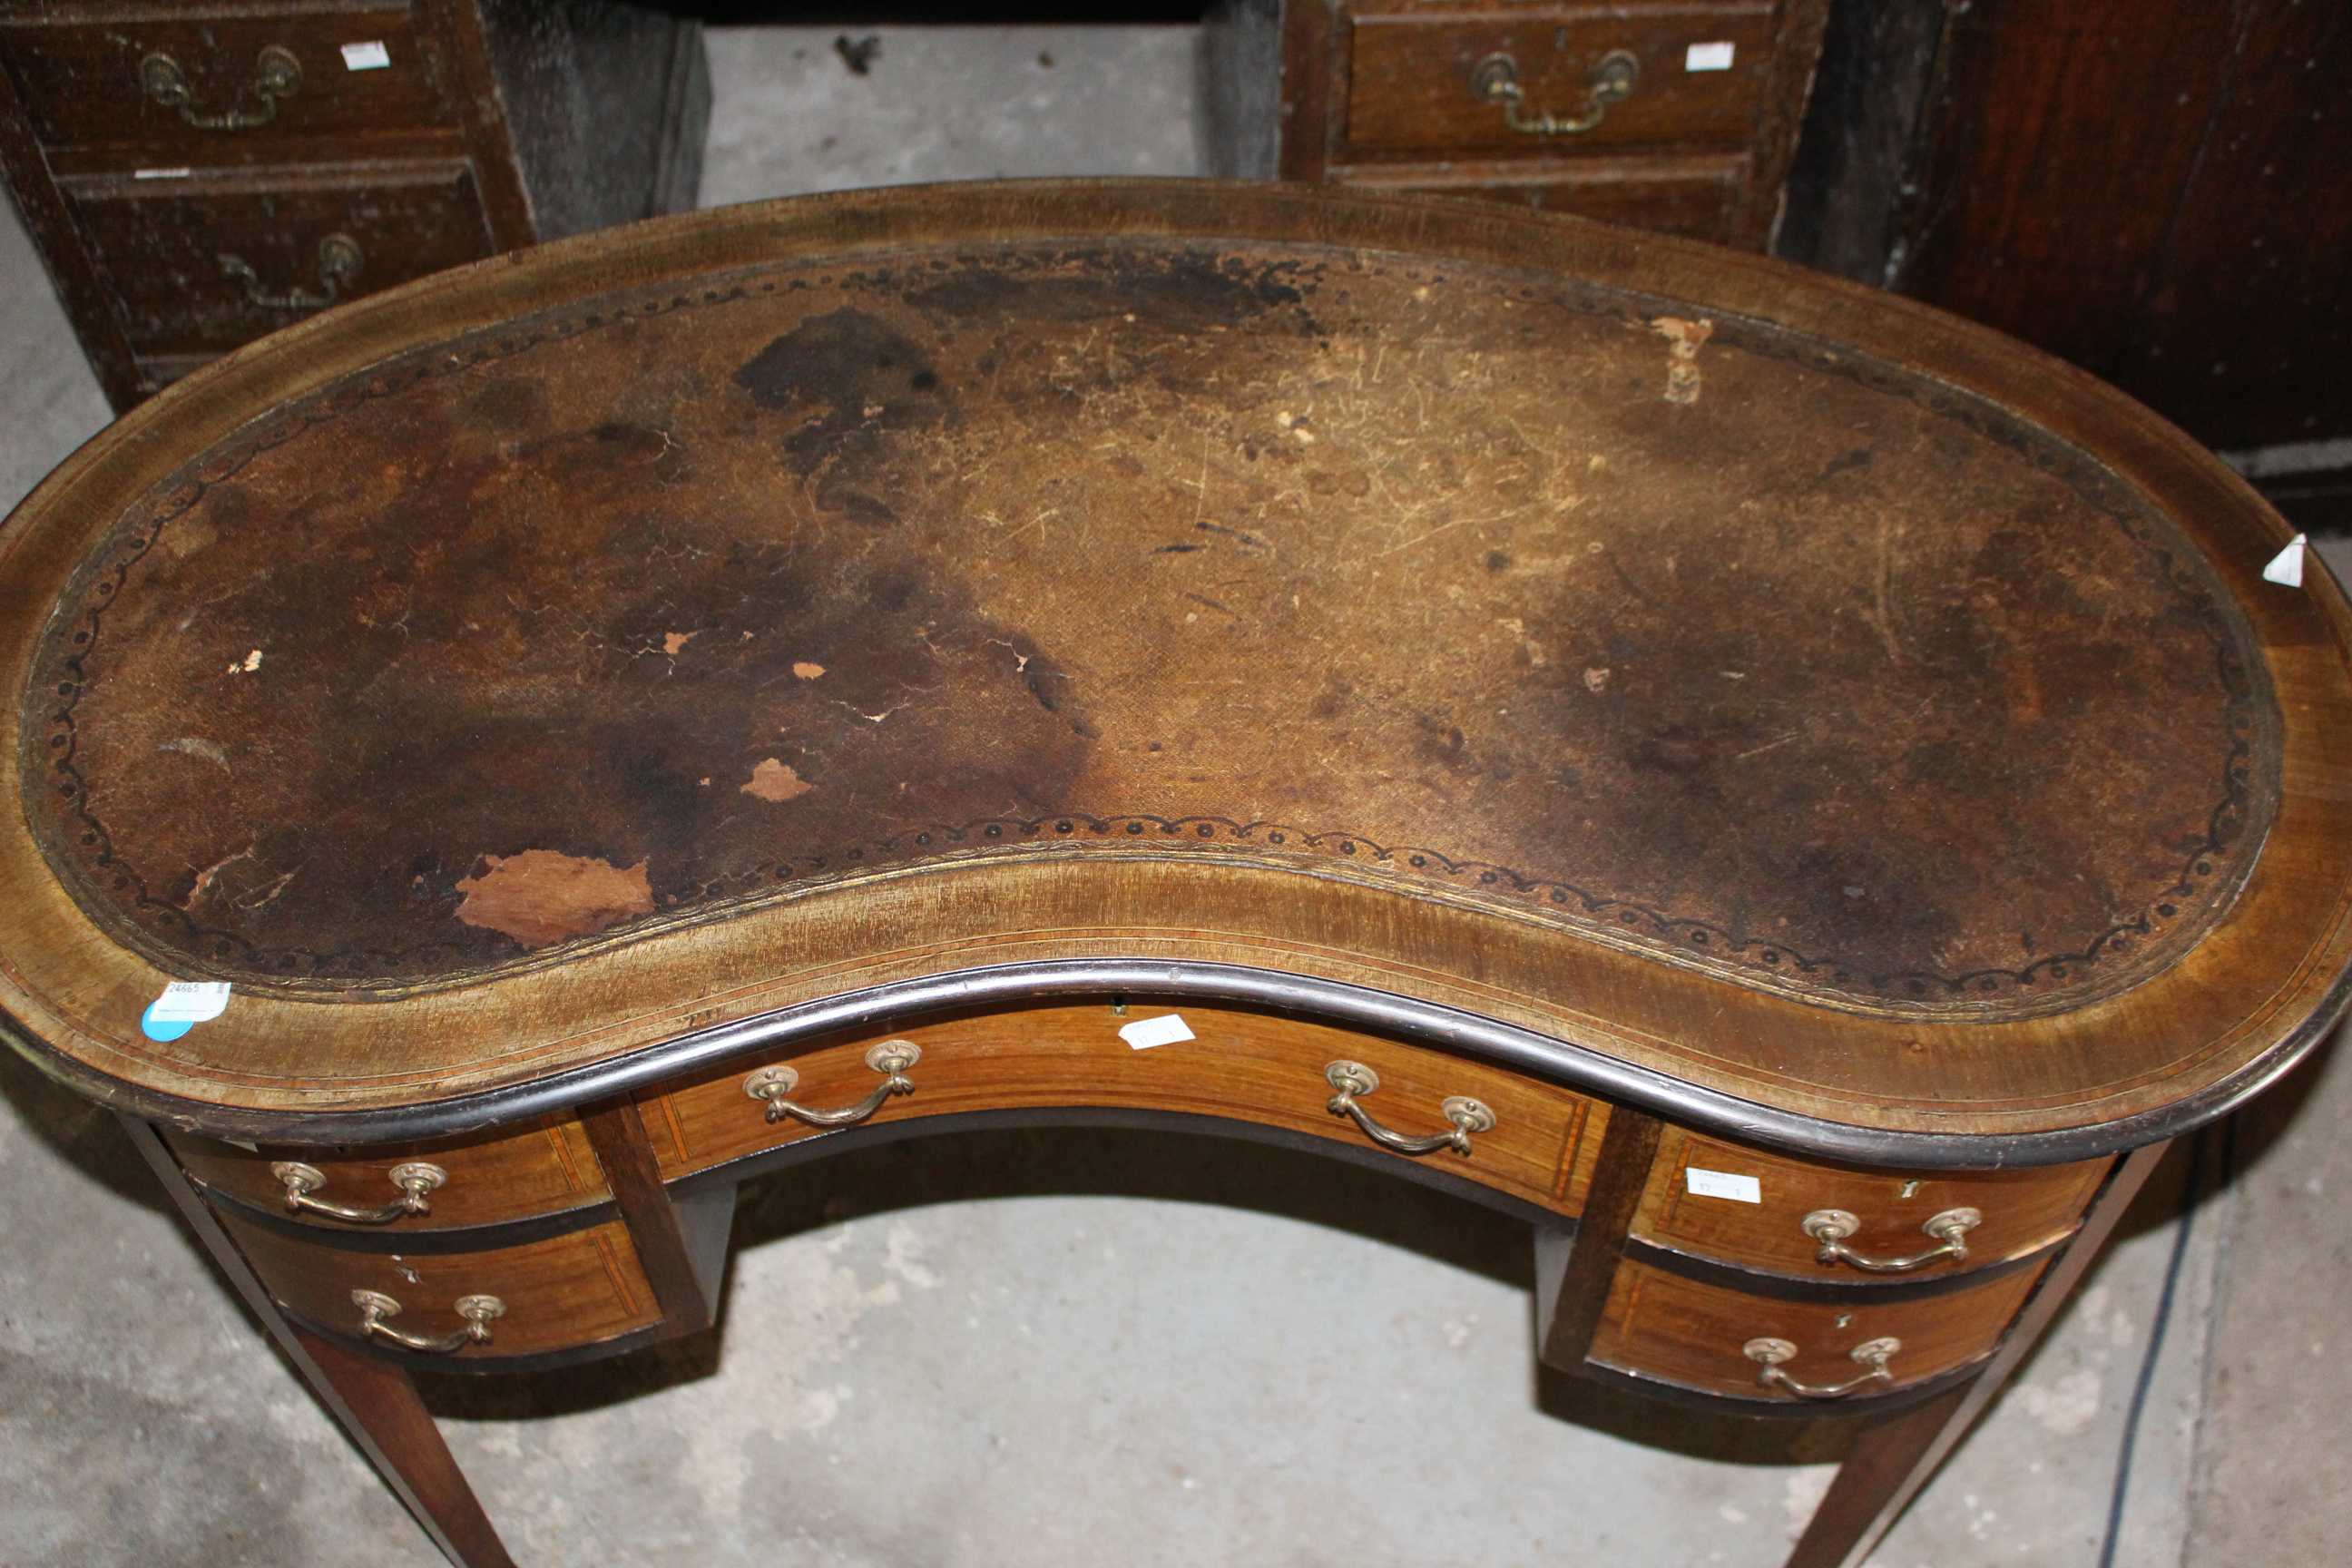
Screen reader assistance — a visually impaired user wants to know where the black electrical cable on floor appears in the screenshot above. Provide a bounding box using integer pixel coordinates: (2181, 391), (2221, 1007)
(2094, 1125), (2210, 1568)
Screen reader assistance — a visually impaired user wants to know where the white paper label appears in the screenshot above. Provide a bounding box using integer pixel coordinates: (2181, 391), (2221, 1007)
(2262, 534), (2308, 588)
(149, 981), (231, 1024)
(1685, 41), (1738, 72)
(1118, 1014), (1195, 1050)
(1684, 1167), (1762, 1203)
(340, 41), (392, 71)
(133, 167), (191, 181)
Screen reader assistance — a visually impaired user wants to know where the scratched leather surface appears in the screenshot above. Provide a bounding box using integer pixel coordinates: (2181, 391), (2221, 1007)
(24, 240), (2276, 1014)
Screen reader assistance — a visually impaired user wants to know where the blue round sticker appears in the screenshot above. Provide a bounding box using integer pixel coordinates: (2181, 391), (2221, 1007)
(140, 1001), (193, 1042)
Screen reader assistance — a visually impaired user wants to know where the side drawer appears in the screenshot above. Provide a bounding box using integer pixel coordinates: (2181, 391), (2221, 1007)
(222, 1212), (661, 1360)
(166, 1115), (609, 1236)
(0, 8), (454, 155)
(643, 1000), (1607, 1216)
(1342, 5), (1775, 159)
(1590, 1257), (2047, 1403)
(1633, 1128), (2111, 1283)
(59, 161), (494, 358)
(1335, 154), (1745, 243)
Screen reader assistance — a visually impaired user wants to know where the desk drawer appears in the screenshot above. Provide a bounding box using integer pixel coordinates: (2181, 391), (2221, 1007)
(1633, 1129), (2111, 1284)
(644, 1000), (1606, 1216)
(167, 1116), (608, 1235)
(1590, 1257), (2046, 1402)
(1343, 5), (1774, 159)
(223, 1213), (660, 1360)
(61, 161), (493, 358)
(0, 8), (452, 156)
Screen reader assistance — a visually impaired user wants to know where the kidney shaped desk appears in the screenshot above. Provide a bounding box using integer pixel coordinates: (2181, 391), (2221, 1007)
(4, 181), (2348, 1568)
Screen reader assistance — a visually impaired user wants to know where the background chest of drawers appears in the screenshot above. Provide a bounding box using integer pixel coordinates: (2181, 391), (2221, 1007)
(1201, 0), (1832, 249)
(0, 0), (708, 413)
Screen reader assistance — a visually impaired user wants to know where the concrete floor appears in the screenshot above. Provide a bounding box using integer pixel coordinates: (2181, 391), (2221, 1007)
(3, 23), (2349, 1568)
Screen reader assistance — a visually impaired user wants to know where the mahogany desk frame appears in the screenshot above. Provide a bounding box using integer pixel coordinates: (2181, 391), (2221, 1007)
(5, 181), (2349, 1568)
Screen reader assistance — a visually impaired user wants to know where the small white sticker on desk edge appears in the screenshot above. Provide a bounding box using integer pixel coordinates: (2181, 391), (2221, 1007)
(2263, 533), (2308, 588)
(149, 981), (231, 1024)
(1119, 1014), (1195, 1050)
(1684, 1167), (1762, 1202)
(1686, 41), (1737, 72)
(341, 40), (393, 71)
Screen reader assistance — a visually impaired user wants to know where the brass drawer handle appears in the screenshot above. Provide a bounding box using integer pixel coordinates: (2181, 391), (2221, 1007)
(351, 1289), (504, 1354)
(141, 45), (302, 131)
(220, 233), (363, 312)
(1323, 1060), (1494, 1157)
(270, 1160), (446, 1224)
(1743, 1336), (1901, 1400)
(1471, 49), (1640, 136)
(743, 1041), (919, 1128)
(1801, 1207), (1982, 1273)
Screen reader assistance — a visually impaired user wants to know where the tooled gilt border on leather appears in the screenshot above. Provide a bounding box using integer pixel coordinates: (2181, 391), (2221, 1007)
(22, 249), (2281, 1014)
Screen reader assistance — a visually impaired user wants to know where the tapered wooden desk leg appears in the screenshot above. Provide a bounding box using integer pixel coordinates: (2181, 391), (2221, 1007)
(287, 1324), (518, 1568)
(1782, 1140), (2171, 1568)
(120, 1116), (518, 1568)
(1784, 1383), (1972, 1568)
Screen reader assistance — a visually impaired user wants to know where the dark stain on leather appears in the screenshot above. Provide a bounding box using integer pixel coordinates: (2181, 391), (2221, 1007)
(40, 312), (1094, 968)
(733, 307), (951, 480)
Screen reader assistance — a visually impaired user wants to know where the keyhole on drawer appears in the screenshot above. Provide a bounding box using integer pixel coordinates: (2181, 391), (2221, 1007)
(392, 1256), (421, 1285)
(1897, 1180), (1923, 1200)
(1835, 1312), (1854, 1330)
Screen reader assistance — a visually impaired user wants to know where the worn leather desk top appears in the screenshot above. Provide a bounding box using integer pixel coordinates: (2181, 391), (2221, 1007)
(4, 182), (2348, 1153)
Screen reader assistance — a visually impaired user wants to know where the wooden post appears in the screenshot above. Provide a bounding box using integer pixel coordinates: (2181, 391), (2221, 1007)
(1782, 1141), (2171, 1568)
(120, 1115), (516, 1568)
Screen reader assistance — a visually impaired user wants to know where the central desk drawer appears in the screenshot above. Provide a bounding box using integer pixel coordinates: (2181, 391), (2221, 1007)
(1632, 1128), (2111, 1284)
(223, 1213), (661, 1360)
(643, 1001), (1606, 1216)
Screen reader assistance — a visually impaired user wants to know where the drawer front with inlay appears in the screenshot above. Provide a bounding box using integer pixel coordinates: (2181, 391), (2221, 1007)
(1590, 1257), (2047, 1402)
(1633, 1129), (2111, 1283)
(62, 162), (494, 358)
(168, 1115), (609, 1235)
(1341, 5), (1776, 159)
(644, 1000), (1607, 1216)
(223, 1213), (660, 1359)
(1260, 1), (1828, 250)
(0, 8), (454, 156)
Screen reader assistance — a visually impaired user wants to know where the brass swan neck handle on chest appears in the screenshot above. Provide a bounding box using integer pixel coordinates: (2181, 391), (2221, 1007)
(141, 46), (302, 131)
(1471, 48), (1641, 137)
(220, 233), (364, 313)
